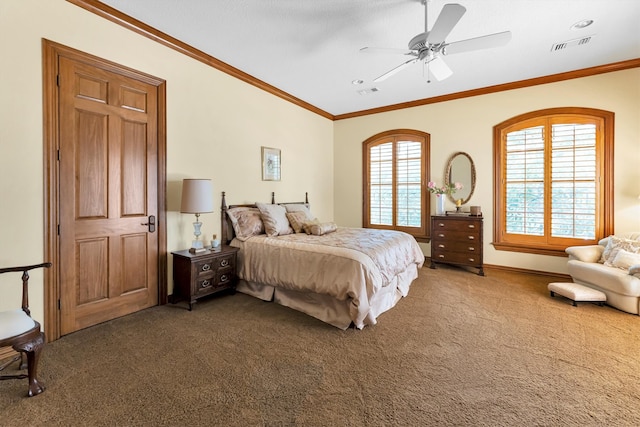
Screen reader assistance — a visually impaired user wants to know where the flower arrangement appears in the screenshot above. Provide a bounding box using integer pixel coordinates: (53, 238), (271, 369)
(427, 181), (463, 196)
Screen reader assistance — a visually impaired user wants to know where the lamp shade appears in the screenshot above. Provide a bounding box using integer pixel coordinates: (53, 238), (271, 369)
(180, 179), (214, 214)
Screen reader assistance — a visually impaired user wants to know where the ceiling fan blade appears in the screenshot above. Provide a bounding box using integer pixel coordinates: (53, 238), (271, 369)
(427, 56), (453, 81)
(443, 31), (512, 55)
(360, 47), (417, 56)
(426, 3), (466, 45)
(373, 58), (418, 82)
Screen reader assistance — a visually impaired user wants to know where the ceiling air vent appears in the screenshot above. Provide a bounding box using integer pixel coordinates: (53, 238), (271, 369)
(551, 35), (595, 52)
(357, 87), (380, 95)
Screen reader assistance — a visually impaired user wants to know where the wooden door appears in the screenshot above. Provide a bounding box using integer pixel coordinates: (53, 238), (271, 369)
(58, 56), (159, 335)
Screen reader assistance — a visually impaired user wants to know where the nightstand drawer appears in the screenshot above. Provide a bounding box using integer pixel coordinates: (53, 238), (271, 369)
(194, 260), (215, 276)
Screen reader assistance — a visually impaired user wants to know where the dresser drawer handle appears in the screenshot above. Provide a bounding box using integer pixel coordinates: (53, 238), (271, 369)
(468, 224), (475, 229)
(438, 255), (445, 259)
(468, 236), (475, 240)
(468, 258), (475, 262)
(200, 279), (211, 288)
(220, 259), (229, 267)
(220, 274), (229, 283)
(438, 233), (445, 238)
(438, 244), (445, 248)
(468, 247), (475, 251)
(438, 223), (445, 227)
(201, 263), (211, 272)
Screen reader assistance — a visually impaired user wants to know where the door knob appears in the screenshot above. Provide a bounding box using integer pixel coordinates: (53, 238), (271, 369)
(141, 215), (156, 233)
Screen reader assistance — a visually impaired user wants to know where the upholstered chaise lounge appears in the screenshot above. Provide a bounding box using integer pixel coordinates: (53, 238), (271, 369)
(566, 232), (640, 314)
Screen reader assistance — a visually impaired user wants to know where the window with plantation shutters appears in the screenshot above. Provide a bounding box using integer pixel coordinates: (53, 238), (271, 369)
(363, 130), (430, 241)
(494, 108), (614, 256)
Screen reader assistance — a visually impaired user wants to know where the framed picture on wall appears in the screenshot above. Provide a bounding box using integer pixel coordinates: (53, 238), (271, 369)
(261, 146), (281, 181)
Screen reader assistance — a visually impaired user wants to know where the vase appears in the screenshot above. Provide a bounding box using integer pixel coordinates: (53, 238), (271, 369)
(435, 195), (446, 215)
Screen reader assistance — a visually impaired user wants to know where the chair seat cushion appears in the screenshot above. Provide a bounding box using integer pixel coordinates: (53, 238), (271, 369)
(0, 309), (36, 340)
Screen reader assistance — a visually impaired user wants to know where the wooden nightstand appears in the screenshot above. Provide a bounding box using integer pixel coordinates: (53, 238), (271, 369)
(171, 246), (239, 310)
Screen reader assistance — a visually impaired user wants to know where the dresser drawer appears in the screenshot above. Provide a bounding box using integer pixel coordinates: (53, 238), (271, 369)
(432, 250), (482, 267)
(432, 230), (480, 242)
(432, 219), (481, 232)
(432, 240), (480, 254)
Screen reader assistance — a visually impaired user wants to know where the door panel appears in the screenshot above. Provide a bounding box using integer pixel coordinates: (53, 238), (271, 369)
(58, 56), (158, 335)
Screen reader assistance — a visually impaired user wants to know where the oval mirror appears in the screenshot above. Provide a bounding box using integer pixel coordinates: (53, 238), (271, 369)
(445, 151), (476, 205)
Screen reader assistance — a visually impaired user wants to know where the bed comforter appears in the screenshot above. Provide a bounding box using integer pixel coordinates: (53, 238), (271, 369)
(231, 227), (424, 328)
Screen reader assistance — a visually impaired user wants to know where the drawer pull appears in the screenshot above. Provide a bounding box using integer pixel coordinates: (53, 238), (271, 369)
(438, 255), (445, 259)
(468, 258), (475, 262)
(468, 224), (475, 229)
(220, 274), (229, 283)
(468, 236), (475, 240)
(438, 244), (445, 248)
(438, 223), (445, 227)
(438, 233), (445, 238)
(201, 263), (211, 272)
(220, 259), (229, 267)
(468, 247), (475, 251)
(200, 280), (211, 288)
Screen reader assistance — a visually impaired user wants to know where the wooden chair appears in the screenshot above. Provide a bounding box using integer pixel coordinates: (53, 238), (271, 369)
(0, 262), (52, 397)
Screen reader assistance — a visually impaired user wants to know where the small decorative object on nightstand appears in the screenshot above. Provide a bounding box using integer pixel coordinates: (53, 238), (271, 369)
(430, 214), (484, 276)
(171, 246), (239, 310)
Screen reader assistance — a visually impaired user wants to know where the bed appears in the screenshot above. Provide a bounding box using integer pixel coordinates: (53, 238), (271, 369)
(221, 192), (425, 329)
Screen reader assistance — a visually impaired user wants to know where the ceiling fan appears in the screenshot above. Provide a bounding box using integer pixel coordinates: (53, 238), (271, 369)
(361, 1), (512, 83)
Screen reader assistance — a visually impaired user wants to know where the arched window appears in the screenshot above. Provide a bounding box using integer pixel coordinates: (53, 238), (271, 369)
(493, 107), (614, 256)
(362, 129), (430, 241)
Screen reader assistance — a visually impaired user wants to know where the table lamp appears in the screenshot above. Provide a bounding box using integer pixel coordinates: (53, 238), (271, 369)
(180, 179), (214, 252)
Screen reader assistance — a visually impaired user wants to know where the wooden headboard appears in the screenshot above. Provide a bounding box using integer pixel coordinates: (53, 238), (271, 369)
(220, 191), (309, 246)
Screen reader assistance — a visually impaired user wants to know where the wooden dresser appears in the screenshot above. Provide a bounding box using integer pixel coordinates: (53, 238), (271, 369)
(171, 246), (239, 310)
(430, 215), (484, 276)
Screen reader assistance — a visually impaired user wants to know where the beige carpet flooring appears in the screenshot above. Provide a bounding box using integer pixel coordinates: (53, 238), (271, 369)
(2, 265), (640, 426)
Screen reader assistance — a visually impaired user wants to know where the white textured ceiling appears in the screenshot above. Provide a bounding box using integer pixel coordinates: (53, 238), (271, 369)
(98, 0), (640, 116)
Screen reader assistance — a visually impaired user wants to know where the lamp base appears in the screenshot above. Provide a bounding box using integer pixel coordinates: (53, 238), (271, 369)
(191, 239), (204, 249)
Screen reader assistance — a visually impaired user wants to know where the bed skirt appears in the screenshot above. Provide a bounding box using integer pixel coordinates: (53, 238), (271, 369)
(235, 263), (420, 330)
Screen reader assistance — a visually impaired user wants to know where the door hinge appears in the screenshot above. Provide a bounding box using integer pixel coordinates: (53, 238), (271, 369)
(57, 224), (60, 235)
(56, 75), (60, 86)
(58, 299), (61, 310)
(57, 149), (60, 161)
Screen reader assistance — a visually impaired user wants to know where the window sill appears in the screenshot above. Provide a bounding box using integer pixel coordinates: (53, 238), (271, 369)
(492, 242), (568, 257)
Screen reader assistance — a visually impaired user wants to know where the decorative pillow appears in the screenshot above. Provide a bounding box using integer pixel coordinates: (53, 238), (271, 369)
(286, 211), (311, 233)
(602, 236), (640, 265)
(226, 207), (264, 241)
(301, 218), (321, 234)
(256, 202), (293, 237)
(283, 204), (314, 221)
(304, 221), (337, 236)
(610, 249), (640, 271)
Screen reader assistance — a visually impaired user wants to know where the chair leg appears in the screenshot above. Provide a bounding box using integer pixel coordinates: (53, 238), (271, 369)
(19, 352), (27, 370)
(13, 332), (45, 397)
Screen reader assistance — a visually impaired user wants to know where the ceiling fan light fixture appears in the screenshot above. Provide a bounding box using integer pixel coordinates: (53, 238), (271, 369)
(571, 19), (594, 30)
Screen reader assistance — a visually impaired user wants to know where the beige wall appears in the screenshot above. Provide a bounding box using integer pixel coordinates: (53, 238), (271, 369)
(0, 0), (334, 324)
(334, 69), (640, 274)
